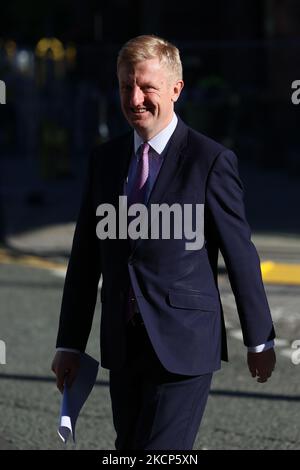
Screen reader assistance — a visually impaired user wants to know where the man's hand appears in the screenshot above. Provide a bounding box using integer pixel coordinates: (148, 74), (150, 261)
(247, 348), (276, 383)
(51, 351), (80, 393)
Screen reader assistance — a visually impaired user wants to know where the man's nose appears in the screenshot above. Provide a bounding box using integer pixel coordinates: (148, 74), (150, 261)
(130, 87), (144, 107)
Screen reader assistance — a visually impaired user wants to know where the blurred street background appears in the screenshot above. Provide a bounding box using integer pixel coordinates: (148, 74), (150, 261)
(0, 0), (300, 450)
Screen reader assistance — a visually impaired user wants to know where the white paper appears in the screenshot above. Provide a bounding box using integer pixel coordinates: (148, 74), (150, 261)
(57, 352), (99, 443)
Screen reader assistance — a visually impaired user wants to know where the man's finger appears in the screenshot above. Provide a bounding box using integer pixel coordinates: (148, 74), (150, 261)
(257, 374), (269, 383)
(56, 368), (68, 393)
(65, 369), (77, 389)
(248, 364), (257, 377)
(257, 370), (272, 382)
(56, 377), (64, 393)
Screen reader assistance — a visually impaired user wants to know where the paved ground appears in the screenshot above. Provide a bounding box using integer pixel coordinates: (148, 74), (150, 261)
(0, 158), (299, 450)
(0, 224), (299, 450)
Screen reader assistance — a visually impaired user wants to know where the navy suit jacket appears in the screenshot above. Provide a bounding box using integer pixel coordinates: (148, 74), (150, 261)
(56, 117), (275, 375)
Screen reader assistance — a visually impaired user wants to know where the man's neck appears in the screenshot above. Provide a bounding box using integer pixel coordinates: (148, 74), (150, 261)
(136, 115), (175, 141)
(134, 113), (178, 155)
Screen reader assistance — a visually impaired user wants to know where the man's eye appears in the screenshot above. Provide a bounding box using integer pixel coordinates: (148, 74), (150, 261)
(143, 87), (155, 92)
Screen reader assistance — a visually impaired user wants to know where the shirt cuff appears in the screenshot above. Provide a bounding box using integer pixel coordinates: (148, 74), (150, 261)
(247, 340), (275, 353)
(56, 347), (80, 354)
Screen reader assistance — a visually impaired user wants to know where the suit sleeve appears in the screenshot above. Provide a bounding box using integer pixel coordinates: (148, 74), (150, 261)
(56, 153), (101, 352)
(206, 150), (275, 347)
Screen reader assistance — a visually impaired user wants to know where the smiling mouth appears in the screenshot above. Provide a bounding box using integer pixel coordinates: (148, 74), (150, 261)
(130, 107), (149, 114)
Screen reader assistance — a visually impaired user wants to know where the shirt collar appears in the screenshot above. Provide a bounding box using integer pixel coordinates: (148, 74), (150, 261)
(134, 113), (178, 155)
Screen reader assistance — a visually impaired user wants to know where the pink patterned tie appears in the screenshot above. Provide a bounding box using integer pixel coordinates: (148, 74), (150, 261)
(138, 142), (150, 190)
(126, 142), (150, 322)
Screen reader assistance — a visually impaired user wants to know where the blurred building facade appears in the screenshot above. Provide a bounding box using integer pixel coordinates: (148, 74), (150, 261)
(0, 0), (300, 181)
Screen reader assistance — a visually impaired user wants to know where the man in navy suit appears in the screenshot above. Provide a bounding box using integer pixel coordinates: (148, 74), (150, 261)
(52, 35), (276, 450)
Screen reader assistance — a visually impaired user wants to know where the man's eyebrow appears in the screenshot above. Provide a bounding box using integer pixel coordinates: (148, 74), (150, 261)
(140, 82), (160, 89)
(120, 80), (159, 89)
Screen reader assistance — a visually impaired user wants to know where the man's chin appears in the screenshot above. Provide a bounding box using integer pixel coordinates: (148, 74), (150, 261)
(130, 114), (151, 124)
(130, 119), (151, 133)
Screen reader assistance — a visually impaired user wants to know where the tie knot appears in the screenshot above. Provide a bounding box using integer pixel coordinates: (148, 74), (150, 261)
(142, 142), (149, 155)
(138, 142), (150, 162)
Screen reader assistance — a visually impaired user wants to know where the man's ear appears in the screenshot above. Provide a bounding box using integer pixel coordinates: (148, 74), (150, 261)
(172, 80), (184, 102)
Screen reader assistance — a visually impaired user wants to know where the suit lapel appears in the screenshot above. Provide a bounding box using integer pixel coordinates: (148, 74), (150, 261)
(130, 118), (189, 253)
(116, 133), (134, 197)
(147, 118), (188, 206)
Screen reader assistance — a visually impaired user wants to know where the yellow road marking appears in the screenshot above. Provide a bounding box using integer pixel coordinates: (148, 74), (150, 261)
(261, 260), (300, 285)
(1, 248), (300, 285)
(0, 248), (67, 271)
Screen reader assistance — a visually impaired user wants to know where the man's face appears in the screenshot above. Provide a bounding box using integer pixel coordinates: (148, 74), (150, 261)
(118, 58), (184, 141)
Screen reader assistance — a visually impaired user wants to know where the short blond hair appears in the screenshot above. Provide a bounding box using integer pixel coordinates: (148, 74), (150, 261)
(117, 35), (183, 81)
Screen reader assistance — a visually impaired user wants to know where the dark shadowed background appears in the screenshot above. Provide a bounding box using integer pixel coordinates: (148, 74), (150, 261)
(0, 0), (299, 241)
(0, 0), (300, 452)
